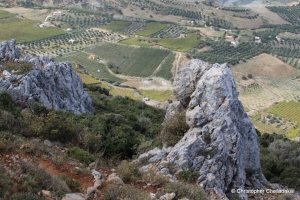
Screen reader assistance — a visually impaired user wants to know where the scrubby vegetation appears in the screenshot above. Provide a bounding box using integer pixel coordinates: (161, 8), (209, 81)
(258, 132), (300, 190)
(161, 111), (189, 146)
(0, 90), (165, 159)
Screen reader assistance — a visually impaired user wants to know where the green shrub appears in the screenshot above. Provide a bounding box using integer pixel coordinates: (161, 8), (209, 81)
(0, 91), (21, 117)
(161, 112), (189, 146)
(116, 160), (141, 183)
(59, 174), (82, 192)
(21, 109), (78, 143)
(19, 161), (70, 197)
(3, 61), (33, 75)
(0, 173), (15, 198)
(177, 169), (200, 183)
(66, 147), (94, 165)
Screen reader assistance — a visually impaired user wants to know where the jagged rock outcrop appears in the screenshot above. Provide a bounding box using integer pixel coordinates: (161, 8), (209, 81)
(0, 39), (93, 115)
(0, 39), (21, 62)
(139, 60), (267, 199)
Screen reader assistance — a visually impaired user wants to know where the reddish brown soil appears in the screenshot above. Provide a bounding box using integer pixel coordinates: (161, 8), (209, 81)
(37, 158), (94, 189)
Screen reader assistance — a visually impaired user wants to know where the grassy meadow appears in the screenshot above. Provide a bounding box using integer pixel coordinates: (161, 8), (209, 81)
(136, 22), (167, 36)
(0, 18), (65, 42)
(0, 10), (14, 19)
(101, 21), (131, 31)
(139, 90), (173, 102)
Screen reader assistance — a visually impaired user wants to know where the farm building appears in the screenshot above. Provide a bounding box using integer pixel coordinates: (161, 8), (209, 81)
(225, 35), (234, 41)
(68, 39), (77, 44)
(254, 36), (261, 43)
(276, 36), (281, 42)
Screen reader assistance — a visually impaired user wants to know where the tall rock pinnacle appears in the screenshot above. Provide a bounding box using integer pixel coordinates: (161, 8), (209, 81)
(139, 59), (267, 199)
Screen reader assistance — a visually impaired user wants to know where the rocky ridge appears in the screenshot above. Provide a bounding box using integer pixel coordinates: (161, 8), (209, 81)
(0, 39), (93, 115)
(138, 59), (267, 199)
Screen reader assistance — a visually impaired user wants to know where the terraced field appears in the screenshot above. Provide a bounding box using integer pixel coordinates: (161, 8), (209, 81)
(55, 52), (124, 83)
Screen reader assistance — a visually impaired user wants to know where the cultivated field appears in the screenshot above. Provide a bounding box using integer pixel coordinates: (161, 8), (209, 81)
(154, 52), (176, 80)
(85, 43), (170, 77)
(120, 47), (170, 77)
(267, 101), (300, 123)
(0, 17), (65, 43)
(136, 22), (167, 36)
(1, 7), (47, 21)
(85, 43), (135, 67)
(232, 53), (300, 112)
(102, 21), (131, 31)
(55, 52), (124, 83)
(120, 32), (200, 52)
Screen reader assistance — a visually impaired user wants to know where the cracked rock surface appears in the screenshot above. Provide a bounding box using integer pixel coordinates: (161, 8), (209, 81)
(140, 59), (267, 199)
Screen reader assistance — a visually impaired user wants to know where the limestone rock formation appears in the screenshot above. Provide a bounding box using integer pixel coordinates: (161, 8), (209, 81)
(0, 39), (20, 62)
(140, 59), (267, 199)
(0, 39), (93, 115)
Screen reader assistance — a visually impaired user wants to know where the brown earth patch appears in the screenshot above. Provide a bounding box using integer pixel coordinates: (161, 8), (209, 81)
(232, 53), (298, 78)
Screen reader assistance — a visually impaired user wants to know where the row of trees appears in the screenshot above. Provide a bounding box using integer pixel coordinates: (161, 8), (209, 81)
(267, 5), (300, 26)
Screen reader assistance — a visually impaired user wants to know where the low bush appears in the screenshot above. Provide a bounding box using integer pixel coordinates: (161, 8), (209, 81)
(104, 185), (150, 200)
(164, 182), (207, 200)
(161, 111), (189, 146)
(116, 160), (141, 183)
(2, 61), (33, 75)
(66, 147), (94, 165)
(177, 169), (200, 183)
(59, 174), (82, 192)
(19, 161), (70, 197)
(0, 173), (15, 198)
